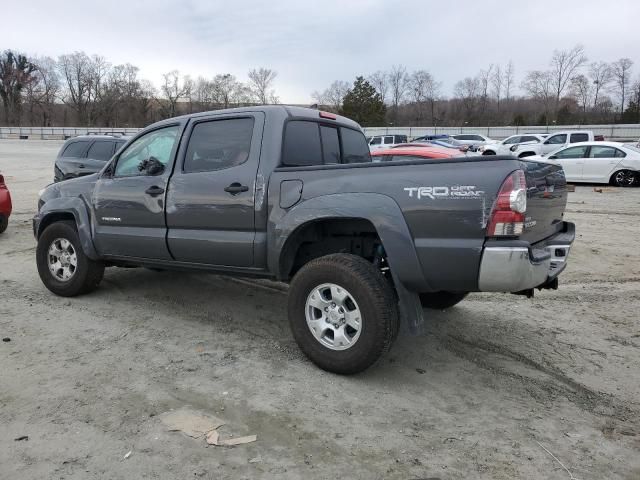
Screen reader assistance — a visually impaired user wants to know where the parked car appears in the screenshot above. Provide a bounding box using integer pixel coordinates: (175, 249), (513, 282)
(0, 172), (12, 234)
(534, 141), (640, 186)
(479, 134), (547, 156)
(414, 136), (470, 152)
(372, 146), (458, 162)
(368, 134), (408, 151)
(450, 133), (494, 146)
(511, 131), (598, 158)
(34, 105), (574, 374)
(54, 135), (129, 182)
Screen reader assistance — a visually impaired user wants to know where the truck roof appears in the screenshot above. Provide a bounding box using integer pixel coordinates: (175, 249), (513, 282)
(157, 105), (362, 131)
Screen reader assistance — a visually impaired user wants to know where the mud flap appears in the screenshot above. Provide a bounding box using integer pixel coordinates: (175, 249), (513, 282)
(391, 270), (425, 335)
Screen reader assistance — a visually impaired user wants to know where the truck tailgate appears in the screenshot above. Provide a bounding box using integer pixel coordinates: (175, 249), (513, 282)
(518, 158), (568, 244)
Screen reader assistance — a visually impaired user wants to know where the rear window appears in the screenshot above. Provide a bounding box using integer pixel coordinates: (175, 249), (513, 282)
(282, 121), (371, 166)
(320, 126), (340, 164)
(62, 141), (89, 158)
(341, 128), (371, 164)
(87, 141), (115, 161)
(570, 133), (589, 143)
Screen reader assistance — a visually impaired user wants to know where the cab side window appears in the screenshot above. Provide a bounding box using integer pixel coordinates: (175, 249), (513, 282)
(545, 134), (567, 145)
(62, 141), (89, 158)
(370, 137), (381, 145)
(184, 118), (255, 173)
(114, 126), (180, 177)
(87, 141), (115, 161)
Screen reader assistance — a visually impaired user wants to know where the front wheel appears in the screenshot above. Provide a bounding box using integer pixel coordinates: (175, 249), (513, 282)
(611, 170), (637, 187)
(419, 291), (468, 309)
(36, 221), (105, 297)
(288, 254), (399, 374)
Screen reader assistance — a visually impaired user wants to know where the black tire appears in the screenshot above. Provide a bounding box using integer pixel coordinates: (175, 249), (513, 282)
(0, 214), (7, 234)
(419, 291), (468, 310)
(518, 152), (535, 158)
(288, 253), (399, 374)
(36, 220), (105, 297)
(482, 150), (496, 155)
(611, 170), (638, 187)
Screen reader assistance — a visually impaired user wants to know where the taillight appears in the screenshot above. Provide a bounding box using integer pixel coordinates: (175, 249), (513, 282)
(487, 170), (527, 237)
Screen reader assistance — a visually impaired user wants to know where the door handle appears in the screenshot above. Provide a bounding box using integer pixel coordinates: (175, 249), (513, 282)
(224, 183), (249, 195)
(145, 185), (165, 196)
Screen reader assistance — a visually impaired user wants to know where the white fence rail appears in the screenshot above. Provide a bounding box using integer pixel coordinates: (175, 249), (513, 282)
(362, 124), (640, 141)
(1, 124), (639, 141)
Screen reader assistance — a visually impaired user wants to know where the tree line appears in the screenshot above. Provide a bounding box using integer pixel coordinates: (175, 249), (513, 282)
(0, 50), (278, 127)
(1, 45), (638, 128)
(313, 45), (640, 127)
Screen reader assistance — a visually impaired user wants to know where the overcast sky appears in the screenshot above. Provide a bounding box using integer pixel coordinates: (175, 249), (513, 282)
(4, 0), (639, 103)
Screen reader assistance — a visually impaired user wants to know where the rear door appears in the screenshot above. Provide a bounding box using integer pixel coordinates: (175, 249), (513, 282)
(165, 112), (264, 266)
(582, 145), (625, 182)
(92, 124), (183, 259)
(549, 145), (589, 181)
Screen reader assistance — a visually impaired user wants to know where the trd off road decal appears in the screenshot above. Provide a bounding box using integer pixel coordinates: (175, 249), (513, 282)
(404, 185), (485, 200)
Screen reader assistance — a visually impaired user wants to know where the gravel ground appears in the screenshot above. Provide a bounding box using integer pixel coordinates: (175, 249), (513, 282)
(1, 139), (639, 480)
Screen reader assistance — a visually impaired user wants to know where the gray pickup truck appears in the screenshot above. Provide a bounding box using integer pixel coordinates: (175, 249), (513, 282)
(34, 106), (575, 374)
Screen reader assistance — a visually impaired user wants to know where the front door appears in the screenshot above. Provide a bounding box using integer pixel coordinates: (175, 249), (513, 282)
(165, 112), (264, 267)
(551, 145), (589, 182)
(92, 124), (183, 259)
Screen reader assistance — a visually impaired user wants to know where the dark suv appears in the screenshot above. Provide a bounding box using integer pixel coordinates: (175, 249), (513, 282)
(54, 135), (129, 182)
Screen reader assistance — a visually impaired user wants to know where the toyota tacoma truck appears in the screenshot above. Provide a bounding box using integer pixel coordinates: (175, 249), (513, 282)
(34, 106), (575, 374)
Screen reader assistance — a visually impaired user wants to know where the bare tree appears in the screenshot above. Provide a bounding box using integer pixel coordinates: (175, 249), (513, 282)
(521, 70), (554, 124)
(212, 74), (248, 109)
(248, 67), (278, 104)
(588, 61), (612, 108)
(491, 64), (503, 112)
(58, 51), (93, 124)
(312, 80), (349, 112)
(504, 60), (515, 102)
(388, 65), (409, 122)
(478, 65), (493, 122)
(24, 56), (59, 126)
(549, 45), (587, 112)
(570, 74), (592, 120)
(409, 70), (440, 125)
(0, 50), (38, 125)
(160, 70), (190, 118)
(367, 70), (389, 104)
(611, 58), (634, 116)
(454, 76), (480, 121)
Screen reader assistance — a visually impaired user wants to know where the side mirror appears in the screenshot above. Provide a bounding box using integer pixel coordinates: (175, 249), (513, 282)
(138, 156), (165, 176)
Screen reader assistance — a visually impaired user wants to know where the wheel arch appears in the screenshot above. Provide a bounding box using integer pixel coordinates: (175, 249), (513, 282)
(36, 197), (99, 260)
(268, 193), (429, 291)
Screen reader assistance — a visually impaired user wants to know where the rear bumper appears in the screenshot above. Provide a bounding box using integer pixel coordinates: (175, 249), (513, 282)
(478, 222), (575, 292)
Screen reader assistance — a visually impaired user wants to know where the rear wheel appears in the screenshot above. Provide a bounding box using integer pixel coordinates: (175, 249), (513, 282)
(611, 170), (637, 187)
(0, 214), (7, 234)
(419, 291), (468, 310)
(482, 150), (496, 155)
(36, 221), (105, 297)
(288, 253), (399, 374)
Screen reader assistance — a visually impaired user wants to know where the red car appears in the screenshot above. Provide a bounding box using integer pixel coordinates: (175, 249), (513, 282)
(371, 145), (459, 162)
(0, 173), (12, 234)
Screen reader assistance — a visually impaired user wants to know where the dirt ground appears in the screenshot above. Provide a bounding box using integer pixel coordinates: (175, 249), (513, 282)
(1, 139), (639, 480)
